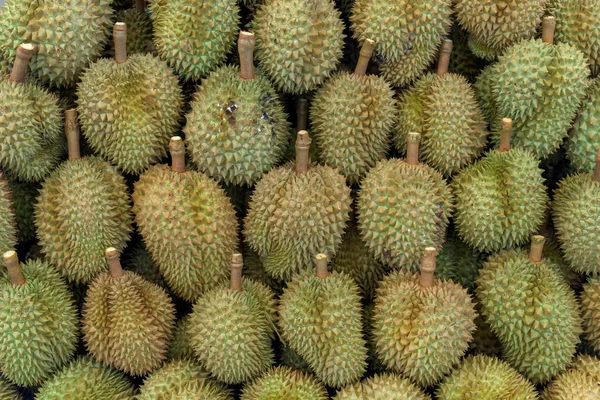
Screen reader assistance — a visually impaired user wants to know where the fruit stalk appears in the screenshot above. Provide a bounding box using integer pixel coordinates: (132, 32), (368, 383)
(542, 16), (556, 45)
(529, 235), (545, 263)
(437, 39), (453, 76)
(594, 149), (600, 182)
(230, 253), (243, 292)
(297, 99), (308, 132)
(419, 247), (437, 287)
(9, 43), (34, 83)
(354, 39), (375, 76)
(238, 31), (256, 80)
(3, 251), (25, 285)
(114, 22), (128, 64)
(65, 109), (81, 160)
(295, 130), (311, 173)
(406, 132), (421, 165)
(498, 118), (512, 152)
(316, 253), (329, 279)
(106, 247), (125, 278)
(170, 136), (186, 173)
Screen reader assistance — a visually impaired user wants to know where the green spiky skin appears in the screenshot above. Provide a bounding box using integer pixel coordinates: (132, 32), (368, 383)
(189, 279), (277, 384)
(451, 149), (548, 252)
(122, 241), (166, 289)
(0, 259), (78, 387)
(184, 65), (291, 186)
(448, 25), (487, 82)
(311, 72), (396, 184)
(34, 157), (133, 285)
(133, 164), (239, 302)
(357, 158), (453, 271)
(82, 270), (176, 376)
(542, 238), (584, 290)
(0, 378), (19, 400)
(0, 175), (17, 254)
(334, 373), (431, 400)
(106, 9), (154, 57)
(362, 302), (388, 374)
(435, 233), (484, 293)
(373, 270), (476, 387)
(568, 79), (600, 173)
(252, 0), (345, 94)
(581, 278), (600, 353)
(77, 53), (183, 175)
(0, 0), (113, 87)
(469, 307), (503, 357)
(244, 162), (351, 281)
(167, 314), (194, 361)
(7, 178), (38, 243)
(278, 270), (368, 387)
(279, 345), (312, 374)
(241, 366), (328, 400)
(35, 356), (135, 400)
(542, 355), (600, 400)
(241, 244), (284, 293)
(473, 65), (498, 126)
(476, 248), (582, 383)
(138, 359), (232, 400)
(149, 0), (239, 81)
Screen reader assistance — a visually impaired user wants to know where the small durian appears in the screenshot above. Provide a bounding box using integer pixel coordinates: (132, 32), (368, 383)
(580, 277), (600, 353)
(357, 132), (453, 270)
(35, 356), (135, 400)
(82, 248), (176, 376)
(106, 2), (154, 57)
(0, 251), (78, 387)
(278, 253), (367, 388)
(132, 137), (239, 302)
(542, 354), (600, 400)
(435, 231), (485, 293)
(243, 131), (351, 281)
(6, 178), (38, 244)
(184, 31), (291, 186)
(568, 79), (600, 173)
(241, 366), (328, 400)
(167, 314), (194, 361)
(0, 378), (19, 400)
(77, 22), (183, 175)
(476, 236), (582, 383)
(0, 174), (17, 254)
(252, 0), (345, 94)
(334, 373), (431, 400)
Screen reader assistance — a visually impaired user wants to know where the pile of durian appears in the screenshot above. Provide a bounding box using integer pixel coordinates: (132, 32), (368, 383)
(1, 0), (600, 399)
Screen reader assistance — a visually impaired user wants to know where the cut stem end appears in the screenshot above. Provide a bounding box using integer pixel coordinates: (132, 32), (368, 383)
(106, 247), (125, 278)
(529, 235), (546, 263)
(3, 251), (25, 285)
(315, 253), (329, 279)
(354, 39), (375, 76)
(295, 131), (311, 174)
(169, 137), (186, 173)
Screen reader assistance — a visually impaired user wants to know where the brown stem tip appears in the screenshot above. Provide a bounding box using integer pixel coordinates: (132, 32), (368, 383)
(135, 0), (146, 12)
(296, 99), (308, 132)
(593, 149), (600, 182)
(542, 16), (556, 45)
(9, 43), (34, 84)
(230, 253), (243, 292)
(113, 22), (128, 64)
(169, 136), (186, 173)
(3, 250), (25, 285)
(529, 235), (546, 263)
(437, 39), (453, 76)
(498, 117), (512, 152)
(65, 109), (81, 160)
(238, 31), (255, 80)
(354, 39), (375, 76)
(419, 247), (437, 288)
(295, 130), (311, 174)
(406, 132), (421, 166)
(316, 253), (329, 279)
(106, 247), (125, 278)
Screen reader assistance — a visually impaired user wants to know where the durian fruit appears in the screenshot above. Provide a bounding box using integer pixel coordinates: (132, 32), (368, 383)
(0, 43), (65, 182)
(580, 277), (600, 353)
(35, 356), (135, 400)
(373, 248), (476, 387)
(436, 355), (538, 400)
(0, 0), (113, 87)
(241, 366), (328, 400)
(0, 174), (17, 254)
(279, 345), (311, 374)
(311, 39), (396, 184)
(394, 39), (488, 176)
(133, 136), (239, 301)
(183, 31), (291, 186)
(167, 314), (194, 361)
(435, 231), (485, 293)
(188, 253), (276, 384)
(6, 178), (38, 243)
(243, 131), (351, 281)
(106, 1), (154, 57)
(252, 0), (345, 94)
(469, 307), (503, 357)
(334, 373), (431, 400)
(451, 118), (548, 252)
(448, 24), (487, 82)
(0, 378), (19, 400)
(568, 79), (600, 173)
(82, 248), (176, 376)
(34, 110), (133, 284)
(122, 240), (166, 288)
(278, 253), (367, 387)
(240, 243), (283, 293)
(77, 22), (183, 175)
(357, 132), (453, 270)
(542, 354), (600, 400)
(138, 359), (232, 400)
(476, 236), (582, 383)
(0, 251), (78, 387)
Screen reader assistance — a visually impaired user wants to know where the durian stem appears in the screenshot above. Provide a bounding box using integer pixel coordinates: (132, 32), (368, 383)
(9, 43), (34, 84)
(593, 149), (600, 182)
(230, 253), (243, 292)
(406, 132), (421, 165)
(498, 118), (512, 152)
(106, 247), (125, 278)
(65, 109), (81, 160)
(135, 0), (146, 12)
(418, 247), (437, 288)
(295, 131), (311, 174)
(354, 39), (375, 76)
(529, 235), (546, 263)
(315, 253), (329, 279)
(169, 136), (186, 173)
(542, 16), (556, 45)
(3, 251), (25, 285)
(113, 23), (128, 64)
(238, 31), (255, 80)
(296, 99), (308, 132)
(436, 39), (453, 76)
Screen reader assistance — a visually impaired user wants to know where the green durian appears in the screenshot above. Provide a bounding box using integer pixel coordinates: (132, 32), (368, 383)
(542, 355), (600, 399)
(240, 243), (283, 293)
(167, 314), (194, 361)
(469, 305), (503, 357)
(567, 79), (600, 173)
(0, 378), (19, 400)
(0, 174), (17, 254)
(279, 345), (312, 374)
(132, 137), (239, 302)
(334, 373), (431, 400)
(278, 254), (367, 388)
(106, 7), (154, 57)
(77, 22), (183, 175)
(122, 240), (166, 289)
(82, 248), (176, 376)
(241, 366), (328, 400)
(252, 0), (345, 94)
(476, 236), (582, 383)
(541, 237), (584, 290)
(581, 277), (600, 353)
(6, 178), (38, 244)
(447, 24), (487, 82)
(0, 252), (78, 387)
(434, 231), (484, 293)
(35, 356), (135, 400)
(473, 65), (499, 126)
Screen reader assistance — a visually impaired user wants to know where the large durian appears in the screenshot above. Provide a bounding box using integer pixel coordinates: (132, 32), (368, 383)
(0, 251), (78, 387)
(568, 79), (600, 173)
(334, 374), (431, 400)
(82, 248), (176, 376)
(6, 178), (38, 244)
(244, 131), (351, 281)
(357, 132), (453, 270)
(278, 253), (367, 387)
(241, 366), (328, 400)
(542, 354), (600, 399)
(0, 175), (17, 254)
(580, 277), (600, 353)
(34, 109), (133, 284)
(77, 22), (183, 175)
(184, 31), (290, 186)
(132, 136), (239, 301)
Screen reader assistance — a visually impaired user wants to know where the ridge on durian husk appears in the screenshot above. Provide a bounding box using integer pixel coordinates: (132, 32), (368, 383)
(0, 377), (19, 400)
(581, 278), (600, 354)
(567, 79), (600, 173)
(241, 366), (328, 400)
(7, 178), (38, 244)
(334, 373), (431, 400)
(0, 174), (17, 254)
(105, 9), (154, 57)
(542, 354), (600, 400)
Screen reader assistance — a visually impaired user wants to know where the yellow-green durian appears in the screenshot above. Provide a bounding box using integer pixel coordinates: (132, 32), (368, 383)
(6, 178), (38, 244)
(82, 248), (176, 376)
(0, 175), (17, 255)
(122, 240), (166, 289)
(357, 132), (453, 271)
(106, 8), (154, 57)
(167, 314), (194, 361)
(476, 236), (582, 383)
(278, 254), (367, 388)
(334, 373), (431, 400)
(77, 23), (183, 175)
(581, 277), (600, 353)
(252, 0), (345, 94)
(241, 366), (328, 400)
(542, 354), (600, 400)
(435, 231), (484, 293)
(567, 79), (600, 173)
(0, 378), (19, 400)
(35, 356), (135, 400)
(0, 251), (78, 387)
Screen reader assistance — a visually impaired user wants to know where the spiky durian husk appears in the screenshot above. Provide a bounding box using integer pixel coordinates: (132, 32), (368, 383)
(0, 175), (17, 254)
(448, 25), (486, 82)
(568, 79), (600, 173)
(334, 373), (430, 400)
(240, 244), (283, 293)
(473, 65), (498, 126)
(435, 233), (484, 293)
(542, 355), (600, 399)
(106, 9), (154, 57)
(362, 302), (388, 374)
(0, 259), (78, 386)
(311, 72), (396, 184)
(77, 54), (183, 175)
(357, 158), (453, 271)
(241, 366), (328, 400)
(451, 149), (548, 252)
(0, 378), (19, 400)
(469, 307), (503, 357)
(542, 238), (584, 290)
(167, 314), (194, 361)
(373, 270), (476, 387)
(581, 278), (600, 353)
(36, 356), (135, 400)
(132, 164), (239, 302)
(278, 270), (367, 387)
(476, 249), (582, 383)
(244, 162), (351, 281)
(252, 0), (345, 94)
(184, 65), (291, 186)
(122, 241), (166, 288)
(7, 178), (38, 243)
(82, 270), (176, 376)
(34, 157), (133, 284)
(279, 345), (312, 374)
(138, 359), (232, 400)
